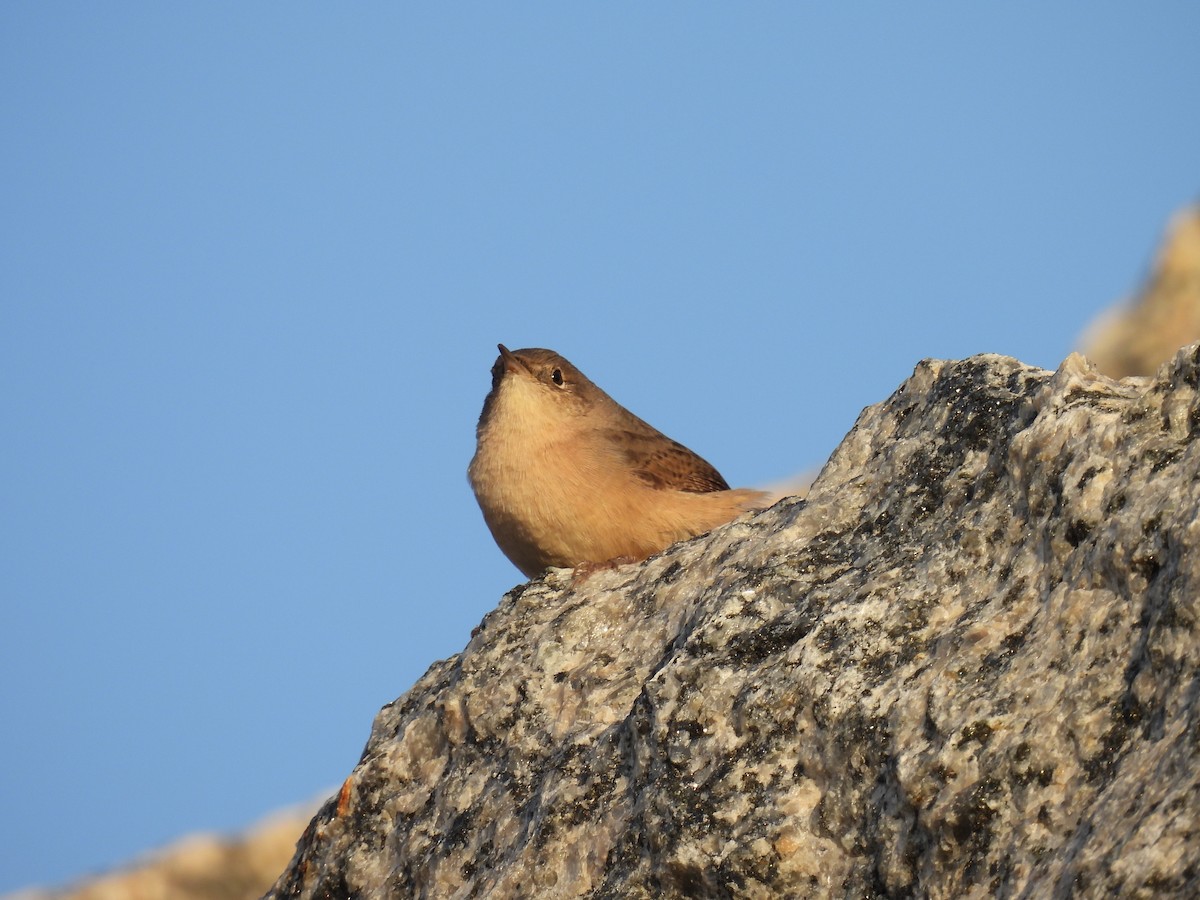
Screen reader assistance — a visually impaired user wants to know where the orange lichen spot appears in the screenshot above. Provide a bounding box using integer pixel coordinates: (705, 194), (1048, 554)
(337, 776), (354, 817)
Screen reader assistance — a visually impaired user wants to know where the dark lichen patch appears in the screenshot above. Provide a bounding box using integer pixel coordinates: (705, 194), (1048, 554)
(905, 445), (956, 519)
(812, 618), (854, 658)
(945, 776), (1004, 865)
(805, 526), (860, 559)
(1013, 754), (1056, 788)
(958, 720), (995, 749)
(550, 772), (614, 831)
(1146, 446), (1183, 472)
(890, 400), (920, 432)
(860, 649), (902, 682)
(1062, 386), (1126, 410)
(979, 628), (1027, 676)
(999, 578), (1028, 609)
(1095, 607), (1126, 637)
(1143, 870), (1197, 895)
(954, 396), (1026, 453)
(1130, 550), (1163, 582)
(722, 611), (819, 666)
(1154, 594), (1194, 632)
(1083, 702), (1139, 784)
(1065, 519), (1093, 547)
(858, 506), (895, 539)
(659, 560), (684, 583)
(310, 868), (358, 900)
(441, 808), (476, 852)
(865, 627), (927, 682)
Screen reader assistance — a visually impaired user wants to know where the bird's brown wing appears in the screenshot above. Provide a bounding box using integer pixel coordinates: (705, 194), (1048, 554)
(609, 427), (732, 493)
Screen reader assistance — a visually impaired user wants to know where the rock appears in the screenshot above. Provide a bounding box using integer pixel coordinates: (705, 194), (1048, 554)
(265, 344), (1200, 898)
(18, 806), (317, 900)
(1080, 205), (1200, 378)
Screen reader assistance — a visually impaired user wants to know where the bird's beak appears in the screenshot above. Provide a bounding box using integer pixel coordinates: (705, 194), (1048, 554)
(497, 343), (525, 375)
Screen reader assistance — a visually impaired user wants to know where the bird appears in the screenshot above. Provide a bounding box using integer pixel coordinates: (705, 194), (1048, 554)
(468, 344), (769, 578)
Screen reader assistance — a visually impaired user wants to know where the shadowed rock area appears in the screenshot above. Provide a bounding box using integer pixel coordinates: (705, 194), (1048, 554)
(266, 344), (1200, 898)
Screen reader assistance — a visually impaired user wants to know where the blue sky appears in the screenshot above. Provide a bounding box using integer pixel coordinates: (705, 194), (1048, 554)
(2, 4), (1197, 891)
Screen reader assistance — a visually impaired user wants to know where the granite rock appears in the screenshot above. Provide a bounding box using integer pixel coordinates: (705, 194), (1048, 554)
(1081, 205), (1200, 378)
(266, 344), (1200, 899)
(11, 806), (317, 900)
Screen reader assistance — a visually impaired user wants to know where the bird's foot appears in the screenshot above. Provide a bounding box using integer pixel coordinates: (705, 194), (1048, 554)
(570, 555), (638, 586)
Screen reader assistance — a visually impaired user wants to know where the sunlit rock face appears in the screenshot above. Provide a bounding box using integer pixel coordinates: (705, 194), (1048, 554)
(1081, 204), (1200, 379)
(266, 345), (1200, 899)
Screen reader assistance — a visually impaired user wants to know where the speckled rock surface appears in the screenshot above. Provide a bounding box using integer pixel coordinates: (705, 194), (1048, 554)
(266, 345), (1200, 899)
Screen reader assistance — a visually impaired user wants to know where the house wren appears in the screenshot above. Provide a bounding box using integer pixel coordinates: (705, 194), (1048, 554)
(468, 344), (769, 578)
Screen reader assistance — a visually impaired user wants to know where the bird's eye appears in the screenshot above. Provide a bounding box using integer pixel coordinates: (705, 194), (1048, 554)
(551, 368), (564, 386)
